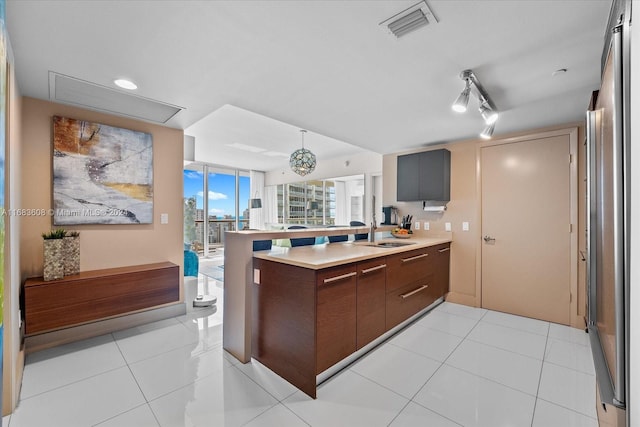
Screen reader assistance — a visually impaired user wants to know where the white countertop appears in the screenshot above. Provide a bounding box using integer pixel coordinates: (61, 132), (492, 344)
(253, 235), (452, 270)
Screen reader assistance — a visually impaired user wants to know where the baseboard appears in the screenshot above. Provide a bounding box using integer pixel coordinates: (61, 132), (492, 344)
(24, 302), (187, 354)
(444, 291), (479, 307)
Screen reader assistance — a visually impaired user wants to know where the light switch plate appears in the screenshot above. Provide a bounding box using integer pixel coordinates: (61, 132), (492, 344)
(414, 221), (420, 230)
(424, 222), (430, 231)
(160, 213), (169, 224)
(462, 222), (470, 231)
(445, 222), (452, 232)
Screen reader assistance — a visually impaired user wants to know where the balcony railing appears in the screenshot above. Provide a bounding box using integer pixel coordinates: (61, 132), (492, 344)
(189, 218), (249, 254)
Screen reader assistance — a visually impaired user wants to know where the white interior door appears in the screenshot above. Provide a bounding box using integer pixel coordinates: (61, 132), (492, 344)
(481, 134), (572, 325)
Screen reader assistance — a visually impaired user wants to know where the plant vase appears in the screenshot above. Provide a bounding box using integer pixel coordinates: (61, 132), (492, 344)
(43, 239), (64, 281)
(63, 235), (80, 275)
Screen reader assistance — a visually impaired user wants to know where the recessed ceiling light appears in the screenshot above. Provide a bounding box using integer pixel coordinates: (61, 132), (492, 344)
(114, 79), (138, 90)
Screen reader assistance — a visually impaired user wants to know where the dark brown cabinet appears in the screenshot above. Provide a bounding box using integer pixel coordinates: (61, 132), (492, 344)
(356, 259), (387, 349)
(316, 265), (357, 373)
(386, 278), (435, 329)
(432, 243), (451, 297)
(385, 247), (431, 293)
(23, 262), (179, 335)
(385, 247), (437, 330)
(252, 242), (450, 398)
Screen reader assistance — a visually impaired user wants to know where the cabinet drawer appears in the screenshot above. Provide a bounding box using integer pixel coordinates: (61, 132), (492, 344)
(386, 275), (436, 330)
(386, 248), (432, 293)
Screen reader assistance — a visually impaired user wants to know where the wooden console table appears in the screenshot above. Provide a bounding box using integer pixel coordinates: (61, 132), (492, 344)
(23, 262), (179, 336)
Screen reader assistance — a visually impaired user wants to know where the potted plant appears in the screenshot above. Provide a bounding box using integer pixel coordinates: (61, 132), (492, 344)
(63, 231), (80, 275)
(42, 229), (66, 281)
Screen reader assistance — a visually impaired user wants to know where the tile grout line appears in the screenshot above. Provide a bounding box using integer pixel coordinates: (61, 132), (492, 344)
(393, 307), (489, 425)
(230, 361), (295, 404)
(110, 330), (159, 425)
(530, 322), (551, 427)
(18, 363), (127, 402)
(89, 403), (155, 427)
(535, 396), (600, 421)
(430, 312), (559, 399)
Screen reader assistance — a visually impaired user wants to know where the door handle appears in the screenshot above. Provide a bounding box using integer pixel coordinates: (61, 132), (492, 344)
(483, 235), (496, 243)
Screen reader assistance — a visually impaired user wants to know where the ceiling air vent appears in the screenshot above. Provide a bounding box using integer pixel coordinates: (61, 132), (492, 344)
(49, 72), (184, 124)
(380, 0), (438, 38)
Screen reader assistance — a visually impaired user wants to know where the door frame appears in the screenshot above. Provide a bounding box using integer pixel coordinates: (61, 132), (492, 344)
(475, 127), (580, 327)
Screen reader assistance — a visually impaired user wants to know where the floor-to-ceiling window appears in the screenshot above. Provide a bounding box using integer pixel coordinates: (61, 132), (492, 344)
(183, 163), (250, 257)
(206, 167), (249, 250)
(270, 175), (361, 227)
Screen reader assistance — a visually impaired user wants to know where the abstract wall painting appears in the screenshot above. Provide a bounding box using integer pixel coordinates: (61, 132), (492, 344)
(53, 116), (153, 224)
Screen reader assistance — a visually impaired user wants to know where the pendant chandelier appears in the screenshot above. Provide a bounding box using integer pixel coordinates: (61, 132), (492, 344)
(290, 129), (316, 176)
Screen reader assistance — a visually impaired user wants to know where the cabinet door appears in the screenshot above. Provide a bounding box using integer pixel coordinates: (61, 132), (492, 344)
(432, 243), (451, 297)
(419, 149), (451, 201)
(356, 259), (387, 349)
(317, 265), (357, 374)
(385, 248), (431, 293)
(397, 153), (420, 201)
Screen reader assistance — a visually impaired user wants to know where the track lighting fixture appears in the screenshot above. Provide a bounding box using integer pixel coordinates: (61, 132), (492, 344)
(478, 102), (498, 125)
(480, 123), (495, 140)
(452, 69), (499, 138)
(452, 78), (471, 113)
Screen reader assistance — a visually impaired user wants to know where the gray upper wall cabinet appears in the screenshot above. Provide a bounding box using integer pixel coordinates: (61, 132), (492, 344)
(396, 149), (450, 202)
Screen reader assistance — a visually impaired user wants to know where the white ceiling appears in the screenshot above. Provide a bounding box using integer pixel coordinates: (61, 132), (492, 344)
(7, 0), (611, 171)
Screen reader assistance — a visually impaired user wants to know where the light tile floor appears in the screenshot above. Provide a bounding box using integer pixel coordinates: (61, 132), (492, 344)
(4, 280), (598, 427)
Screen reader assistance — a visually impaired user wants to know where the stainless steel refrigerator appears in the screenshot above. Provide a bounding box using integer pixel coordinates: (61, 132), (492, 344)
(586, 0), (631, 422)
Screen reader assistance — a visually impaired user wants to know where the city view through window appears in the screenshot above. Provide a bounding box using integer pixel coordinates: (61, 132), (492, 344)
(184, 165), (365, 256)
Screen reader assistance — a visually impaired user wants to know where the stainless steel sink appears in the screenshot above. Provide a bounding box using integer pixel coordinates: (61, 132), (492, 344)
(366, 241), (415, 248)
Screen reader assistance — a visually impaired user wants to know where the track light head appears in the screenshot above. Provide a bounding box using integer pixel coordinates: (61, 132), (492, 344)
(479, 103), (499, 125)
(452, 82), (471, 113)
(480, 123), (495, 139)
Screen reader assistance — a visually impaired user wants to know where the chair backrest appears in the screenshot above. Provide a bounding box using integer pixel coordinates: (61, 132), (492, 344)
(252, 239), (272, 251)
(288, 225), (316, 247)
(327, 225), (348, 243)
(350, 221), (369, 241)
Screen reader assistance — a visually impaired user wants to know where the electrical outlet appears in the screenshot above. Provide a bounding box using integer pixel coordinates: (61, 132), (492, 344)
(424, 222), (430, 231)
(160, 213), (169, 224)
(462, 222), (470, 231)
(445, 222), (452, 232)
(414, 221), (420, 230)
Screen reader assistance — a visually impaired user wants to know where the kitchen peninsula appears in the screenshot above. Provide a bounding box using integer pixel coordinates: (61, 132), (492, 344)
(251, 234), (451, 397)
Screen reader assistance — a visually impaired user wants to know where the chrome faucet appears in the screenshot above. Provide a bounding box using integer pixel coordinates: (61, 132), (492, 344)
(370, 195), (377, 242)
(369, 221), (377, 242)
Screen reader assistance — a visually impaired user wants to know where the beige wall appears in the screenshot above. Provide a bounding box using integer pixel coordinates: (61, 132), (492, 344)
(383, 123), (586, 324)
(19, 97), (184, 283)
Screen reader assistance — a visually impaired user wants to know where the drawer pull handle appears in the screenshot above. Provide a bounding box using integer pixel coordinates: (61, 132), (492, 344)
(361, 264), (387, 274)
(323, 272), (357, 284)
(401, 253), (429, 263)
(400, 284), (429, 299)
(438, 247), (450, 253)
